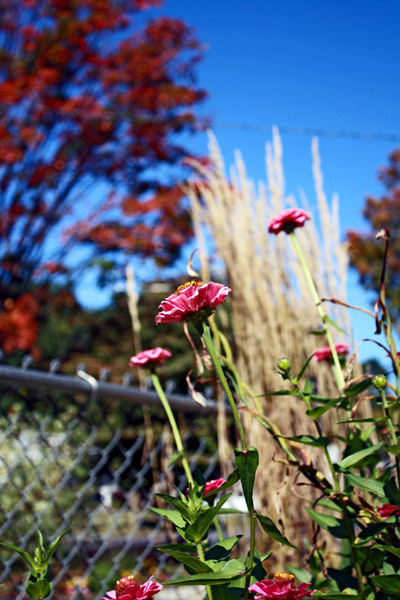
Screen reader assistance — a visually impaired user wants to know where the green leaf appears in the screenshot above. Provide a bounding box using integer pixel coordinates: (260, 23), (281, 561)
(256, 514), (298, 549)
(205, 536), (242, 562)
(337, 443), (383, 469)
(308, 329), (326, 336)
(149, 507), (186, 528)
(384, 444), (400, 455)
(168, 451), (184, 468)
(322, 314), (348, 335)
(218, 508), (248, 515)
(155, 493), (193, 523)
(279, 435), (329, 448)
(306, 398), (343, 419)
(25, 580), (52, 599)
(184, 494), (231, 543)
(158, 549), (212, 574)
(370, 574), (400, 595)
(303, 378), (313, 397)
(0, 543), (36, 571)
(295, 352), (319, 382)
(203, 470), (239, 500)
(45, 530), (68, 563)
(343, 379), (373, 397)
(345, 473), (386, 498)
(157, 542), (197, 553)
(163, 559), (246, 586)
(257, 390), (296, 398)
(337, 417), (385, 424)
(234, 446), (259, 510)
(374, 545), (400, 558)
(306, 508), (340, 529)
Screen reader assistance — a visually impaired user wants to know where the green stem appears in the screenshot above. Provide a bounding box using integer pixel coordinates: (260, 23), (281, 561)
(294, 378), (364, 590)
(381, 388), (400, 487)
(197, 543), (213, 600)
(243, 505), (256, 600)
(290, 232), (345, 391)
(213, 517), (223, 541)
(151, 373), (194, 487)
(202, 322), (247, 449)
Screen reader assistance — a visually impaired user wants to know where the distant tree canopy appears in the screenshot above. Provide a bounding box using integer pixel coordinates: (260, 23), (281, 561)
(347, 149), (400, 325)
(0, 0), (206, 354)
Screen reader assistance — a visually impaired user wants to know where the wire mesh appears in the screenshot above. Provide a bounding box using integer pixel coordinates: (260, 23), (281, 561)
(0, 364), (229, 600)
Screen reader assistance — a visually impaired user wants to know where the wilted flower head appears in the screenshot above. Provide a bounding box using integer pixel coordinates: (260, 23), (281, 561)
(155, 281), (231, 325)
(378, 503), (400, 519)
(268, 209), (310, 235)
(103, 575), (163, 600)
(313, 343), (349, 362)
(129, 348), (172, 369)
(249, 572), (316, 599)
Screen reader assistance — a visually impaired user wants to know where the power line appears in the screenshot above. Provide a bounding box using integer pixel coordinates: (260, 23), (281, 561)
(215, 122), (400, 143)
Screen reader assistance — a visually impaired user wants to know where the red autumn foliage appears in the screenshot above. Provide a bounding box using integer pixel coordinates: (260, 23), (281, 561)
(347, 148), (400, 324)
(0, 0), (206, 354)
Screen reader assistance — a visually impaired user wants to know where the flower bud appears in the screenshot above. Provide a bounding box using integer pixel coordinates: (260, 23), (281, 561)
(372, 374), (387, 391)
(277, 357), (291, 373)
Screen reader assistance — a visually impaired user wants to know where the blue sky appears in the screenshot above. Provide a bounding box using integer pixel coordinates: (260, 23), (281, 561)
(78, 0), (400, 365)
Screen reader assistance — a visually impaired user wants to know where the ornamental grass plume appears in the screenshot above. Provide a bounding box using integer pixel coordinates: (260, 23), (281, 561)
(249, 572), (316, 600)
(155, 280), (231, 325)
(185, 130), (371, 566)
(103, 576), (163, 600)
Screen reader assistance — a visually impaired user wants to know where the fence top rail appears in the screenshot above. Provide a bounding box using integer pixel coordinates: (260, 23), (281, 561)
(0, 365), (225, 415)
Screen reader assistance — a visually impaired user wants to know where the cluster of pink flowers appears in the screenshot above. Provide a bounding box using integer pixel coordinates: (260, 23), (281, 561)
(129, 347), (172, 368)
(313, 343), (349, 362)
(378, 503), (400, 519)
(155, 281), (231, 324)
(103, 576), (163, 600)
(249, 572), (316, 599)
(268, 208), (310, 235)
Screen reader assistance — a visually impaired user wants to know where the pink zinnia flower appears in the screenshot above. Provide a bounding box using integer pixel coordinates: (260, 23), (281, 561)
(129, 348), (172, 368)
(155, 281), (231, 325)
(204, 477), (226, 496)
(378, 503), (400, 519)
(103, 576), (163, 600)
(268, 209), (310, 235)
(312, 343), (349, 362)
(249, 572), (316, 600)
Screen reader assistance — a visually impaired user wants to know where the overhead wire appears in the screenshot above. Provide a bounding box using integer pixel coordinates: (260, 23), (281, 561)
(215, 122), (400, 143)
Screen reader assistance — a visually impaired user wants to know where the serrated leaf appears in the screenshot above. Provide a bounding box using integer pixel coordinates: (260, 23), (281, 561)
(256, 514), (298, 549)
(184, 494), (231, 543)
(234, 446), (259, 510)
(345, 473), (386, 498)
(163, 559), (246, 586)
(337, 443), (383, 469)
(370, 574), (400, 595)
(149, 507), (186, 528)
(158, 549), (212, 574)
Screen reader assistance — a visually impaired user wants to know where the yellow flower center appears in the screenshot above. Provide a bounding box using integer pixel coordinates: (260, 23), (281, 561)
(175, 280), (202, 295)
(272, 571), (295, 583)
(115, 576), (138, 598)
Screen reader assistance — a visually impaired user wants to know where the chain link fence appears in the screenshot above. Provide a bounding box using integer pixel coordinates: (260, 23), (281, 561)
(0, 363), (234, 600)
